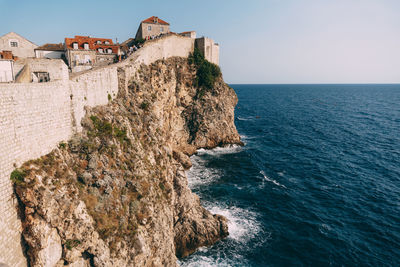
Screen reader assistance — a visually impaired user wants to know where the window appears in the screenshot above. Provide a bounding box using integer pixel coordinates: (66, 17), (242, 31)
(104, 41), (110, 45)
(72, 42), (78, 49)
(96, 40), (101, 44)
(34, 72), (50, 83)
(148, 26), (152, 31)
(83, 43), (89, 50)
(98, 48), (103, 53)
(107, 48), (112, 54)
(10, 41), (18, 47)
(160, 27), (164, 32)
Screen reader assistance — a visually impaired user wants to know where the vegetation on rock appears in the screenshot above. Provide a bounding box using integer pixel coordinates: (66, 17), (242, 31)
(188, 48), (221, 90)
(10, 169), (26, 185)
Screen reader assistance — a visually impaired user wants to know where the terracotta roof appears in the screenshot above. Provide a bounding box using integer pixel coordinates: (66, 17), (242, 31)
(141, 16), (169, 25)
(35, 43), (64, 51)
(64, 36), (119, 53)
(180, 31), (195, 34)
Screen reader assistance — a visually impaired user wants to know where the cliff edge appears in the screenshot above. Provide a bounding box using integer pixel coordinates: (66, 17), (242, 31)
(12, 56), (241, 266)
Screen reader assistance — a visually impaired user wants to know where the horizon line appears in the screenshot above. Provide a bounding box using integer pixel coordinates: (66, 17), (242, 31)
(228, 83), (400, 85)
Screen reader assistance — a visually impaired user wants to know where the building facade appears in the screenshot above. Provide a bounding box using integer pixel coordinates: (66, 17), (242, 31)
(64, 36), (120, 72)
(0, 60), (14, 82)
(180, 31), (197, 39)
(35, 43), (65, 59)
(195, 37), (219, 66)
(135, 16), (170, 40)
(0, 32), (37, 58)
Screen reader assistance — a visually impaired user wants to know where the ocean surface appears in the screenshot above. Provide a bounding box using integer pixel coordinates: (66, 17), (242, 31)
(179, 84), (400, 267)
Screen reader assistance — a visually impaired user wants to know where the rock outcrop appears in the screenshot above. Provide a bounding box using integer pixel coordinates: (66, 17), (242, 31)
(13, 57), (241, 266)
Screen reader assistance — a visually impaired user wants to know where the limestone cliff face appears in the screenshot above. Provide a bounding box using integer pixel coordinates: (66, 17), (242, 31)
(13, 57), (241, 266)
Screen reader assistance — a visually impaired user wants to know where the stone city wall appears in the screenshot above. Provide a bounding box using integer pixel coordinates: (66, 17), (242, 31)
(0, 34), (195, 266)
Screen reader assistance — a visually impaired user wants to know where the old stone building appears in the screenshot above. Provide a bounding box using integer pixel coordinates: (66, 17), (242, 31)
(135, 16), (170, 40)
(0, 32), (38, 58)
(180, 31), (197, 39)
(65, 36), (120, 72)
(195, 37), (220, 65)
(35, 43), (65, 59)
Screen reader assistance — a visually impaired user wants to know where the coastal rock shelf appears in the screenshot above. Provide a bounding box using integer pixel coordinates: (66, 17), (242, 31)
(13, 57), (241, 266)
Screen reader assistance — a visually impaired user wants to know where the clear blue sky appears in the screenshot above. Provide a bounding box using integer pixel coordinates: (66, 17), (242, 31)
(1, 0), (399, 84)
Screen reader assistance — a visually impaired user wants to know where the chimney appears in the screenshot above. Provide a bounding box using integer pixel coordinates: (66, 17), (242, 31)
(154, 16), (158, 23)
(2, 51), (13, 60)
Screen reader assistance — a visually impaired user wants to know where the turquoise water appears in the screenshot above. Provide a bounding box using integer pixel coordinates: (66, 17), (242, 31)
(180, 84), (400, 266)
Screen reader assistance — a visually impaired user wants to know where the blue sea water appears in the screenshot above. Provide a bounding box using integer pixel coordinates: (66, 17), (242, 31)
(180, 84), (400, 267)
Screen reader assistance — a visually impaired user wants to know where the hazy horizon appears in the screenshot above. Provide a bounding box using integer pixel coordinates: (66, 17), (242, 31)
(1, 0), (399, 84)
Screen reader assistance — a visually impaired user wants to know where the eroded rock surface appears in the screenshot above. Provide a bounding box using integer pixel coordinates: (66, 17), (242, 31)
(14, 57), (241, 266)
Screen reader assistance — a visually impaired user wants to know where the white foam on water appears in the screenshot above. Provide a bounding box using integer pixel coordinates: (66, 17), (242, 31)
(240, 134), (248, 139)
(179, 255), (233, 267)
(260, 170), (287, 189)
(180, 204), (265, 267)
(237, 116), (259, 121)
(206, 204), (264, 242)
(236, 116), (251, 121)
(182, 146), (264, 266)
(318, 223), (332, 236)
(186, 155), (222, 188)
(186, 145), (242, 188)
(197, 144), (242, 156)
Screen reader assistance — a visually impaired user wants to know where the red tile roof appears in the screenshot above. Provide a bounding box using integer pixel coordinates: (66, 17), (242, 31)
(64, 36), (119, 54)
(35, 43), (64, 51)
(142, 16), (169, 25)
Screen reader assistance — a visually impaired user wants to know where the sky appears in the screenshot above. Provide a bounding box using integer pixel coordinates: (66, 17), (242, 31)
(1, 0), (399, 84)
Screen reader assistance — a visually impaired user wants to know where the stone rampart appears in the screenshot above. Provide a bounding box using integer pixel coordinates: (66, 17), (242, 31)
(0, 34), (195, 266)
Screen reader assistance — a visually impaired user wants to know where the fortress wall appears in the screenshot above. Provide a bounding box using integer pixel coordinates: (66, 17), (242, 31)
(0, 34), (195, 266)
(0, 81), (70, 266)
(70, 66), (119, 132)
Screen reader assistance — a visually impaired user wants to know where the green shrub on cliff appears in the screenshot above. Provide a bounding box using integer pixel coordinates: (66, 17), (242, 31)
(90, 115), (113, 136)
(188, 48), (221, 90)
(10, 169), (26, 185)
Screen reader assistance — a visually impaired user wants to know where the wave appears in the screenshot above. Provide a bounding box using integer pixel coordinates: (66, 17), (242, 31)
(186, 155), (222, 188)
(180, 203), (267, 267)
(236, 116), (253, 121)
(197, 144), (242, 156)
(237, 115), (261, 121)
(179, 251), (233, 267)
(260, 170), (287, 189)
(206, 204), (264, 242)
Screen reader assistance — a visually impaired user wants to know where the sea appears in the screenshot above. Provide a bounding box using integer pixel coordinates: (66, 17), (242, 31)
(179, 84), (400, 267)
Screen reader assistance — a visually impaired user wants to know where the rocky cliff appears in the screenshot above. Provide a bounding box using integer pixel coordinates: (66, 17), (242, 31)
(12, 56), (241, 266)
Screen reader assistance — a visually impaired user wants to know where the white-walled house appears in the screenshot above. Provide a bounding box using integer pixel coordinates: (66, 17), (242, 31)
(0, 59), (14, 82)
(35, 43), (65, 59)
